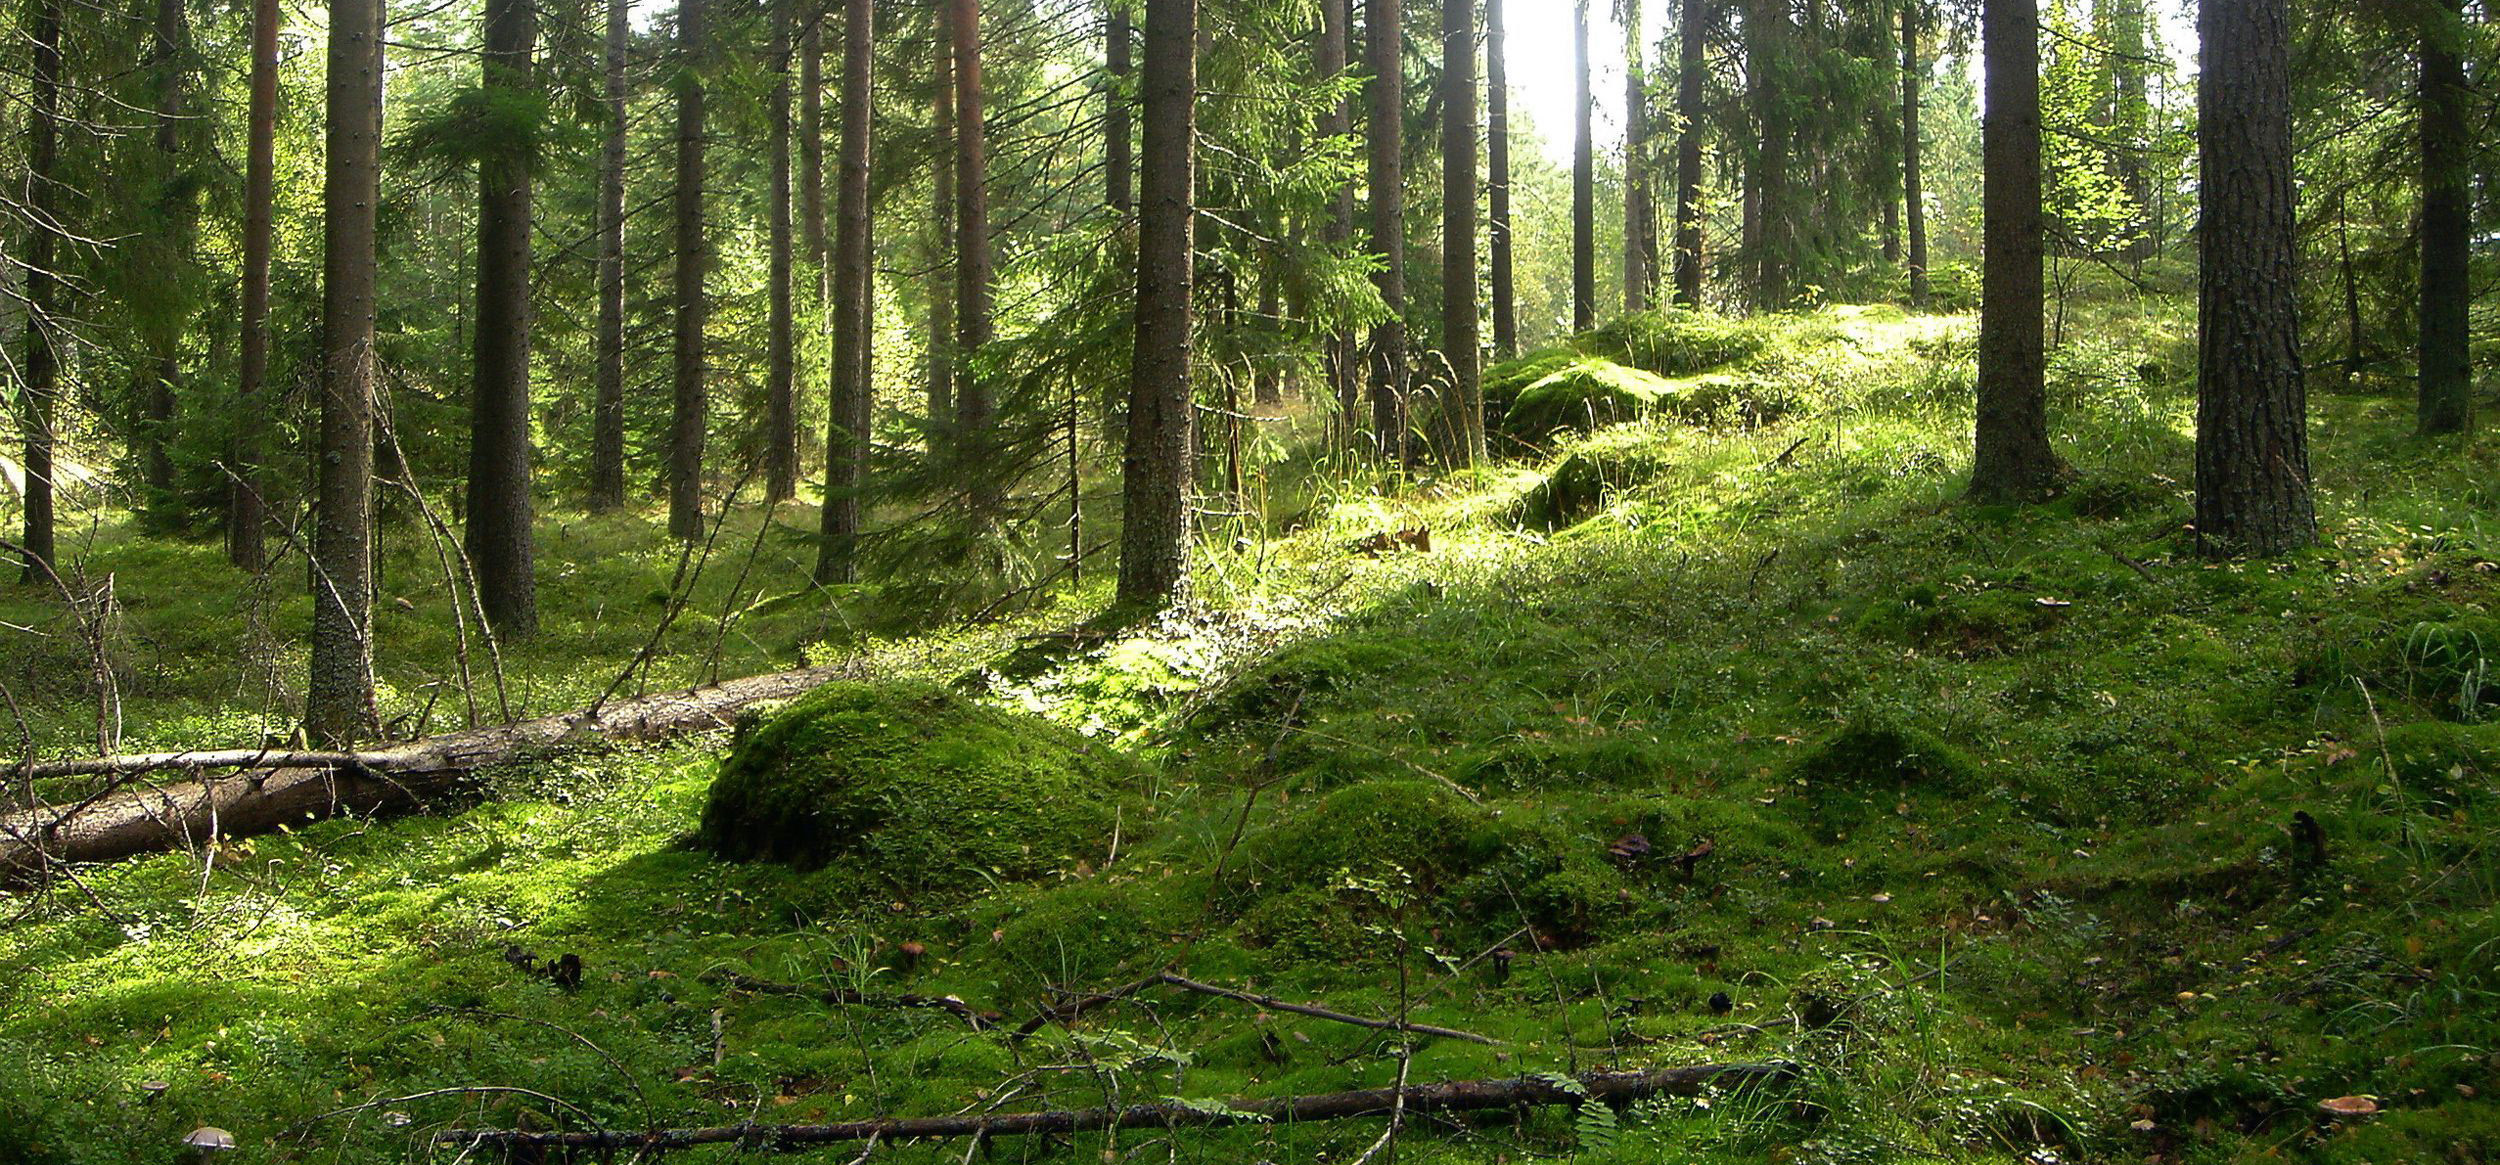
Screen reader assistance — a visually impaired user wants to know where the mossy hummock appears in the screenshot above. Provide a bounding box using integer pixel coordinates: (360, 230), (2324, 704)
(699, 681), (1138, 891)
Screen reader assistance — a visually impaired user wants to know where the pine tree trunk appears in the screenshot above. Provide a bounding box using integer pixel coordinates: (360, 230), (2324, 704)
(589, 0), (629, 511)
(1115, 0), (1198, 608)
(1108, 5), (1133, 215)
(1622, 0), (1651, 316)
(1901, 0), (1928, 307)
(1749, 0), (1788, 311)
(1439, 0), (1481, 465)
(1320, 0), (1360, 438)
(229, 0), (280, 567)
(953, 0), (997, 509)
(2417, 0), (2472, 435)
(1572, 0), (1596, 332)
(1672, 0), (1704, 309)
(1487, 0), (1517, 356)
(309, 0), (383, 743)
(816, 0), (875, 585)
(18, 0), (60, 584)
(668, 0), (711, 540)
(2194, 0), (2312, 555)
(928, 18), (957, 451)
(764, 0), (799, 502)
(142, 0), (187, 503)
(1968, 0), (2063, 502)
(1368, 0), (1410, 457)
(467, 0), (538, 638)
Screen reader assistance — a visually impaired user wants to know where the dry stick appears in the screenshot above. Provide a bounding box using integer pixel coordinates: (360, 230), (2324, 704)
(594, 461), (758, 715)
(433, 1063), (1796, 1153)
(373, 400), (512, 726)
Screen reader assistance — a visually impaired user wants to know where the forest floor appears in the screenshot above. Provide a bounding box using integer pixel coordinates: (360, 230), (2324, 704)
(6, 298), (2500, 1164)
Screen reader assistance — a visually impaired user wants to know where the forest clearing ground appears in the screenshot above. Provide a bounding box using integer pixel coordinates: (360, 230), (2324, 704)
(6, 301), (2500, 1163)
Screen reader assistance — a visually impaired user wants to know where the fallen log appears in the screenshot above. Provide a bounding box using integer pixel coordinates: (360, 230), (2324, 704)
(0, 662), (857, 882)
(434, 1062), (1795, 1153)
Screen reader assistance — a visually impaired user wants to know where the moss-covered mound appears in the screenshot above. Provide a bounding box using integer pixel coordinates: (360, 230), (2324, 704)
(1789, 719), (1981, 794)
(1481, 348), (1583, 421)
(1498, 358), (1676, 444)
(1510, 443), (1679, 530)
(1581, 308), (1778, 376)
(698, 681), (1137, 889)
(1225, 779), (1498, 907)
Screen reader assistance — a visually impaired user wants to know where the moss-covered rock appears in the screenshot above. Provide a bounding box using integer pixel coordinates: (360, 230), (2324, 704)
(1581, 308), (1777, 377)
(1510, 443), (1679, 531)
(699, 681), (1138, 891)
(1498, 358), (1675, 444)
(1482, 348), (1584, 422)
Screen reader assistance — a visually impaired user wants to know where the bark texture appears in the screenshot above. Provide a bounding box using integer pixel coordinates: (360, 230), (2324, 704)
(1968, 0), (2064, 502)
(1487, 0), (1517, 354)
(816, 0), (875, 585)
(669, 0), (711, 540)
(0, 664), (863, 879)
(1368, 0), (1410, 457)
(953, 0), (997, 504)
(1438, 0), (1481, 466)
(229, 0), (281, 567)
(18, 0), (61, 584)
(2417, 0), (2472, 435)
(466, 0), (539, 637)
(764, 0), (799, 502)
(1901, 0), (1928, 307)
(310, 0), (384, 743)
(2194, 0), (2313, 556)
(1115, 0), (1199, 607)
(1572, 0), (1596, 331)
(1320, 0), (1360, 435)
(1672, 0), (1704, 308)
(589, 0), (629, 511)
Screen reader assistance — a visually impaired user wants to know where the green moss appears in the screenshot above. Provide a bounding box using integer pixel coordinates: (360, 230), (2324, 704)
(1788, 719), (1983, 801)
(698, 681), (1139, 892)
(1481, 347), (1584, 421)
(1579, 309), (1777, 376)
(1498, 359), (1675, 444)
(1226, 780), (1497, 908)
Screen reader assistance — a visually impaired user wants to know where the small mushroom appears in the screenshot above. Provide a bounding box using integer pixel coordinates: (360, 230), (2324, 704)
(137, 1080), (169, 1102)
(1489, 949), (1515, 984)
(180, 1126), (237, 1162)
(896, 940), (927, 972)
(2317, 1095), (2380, 1122)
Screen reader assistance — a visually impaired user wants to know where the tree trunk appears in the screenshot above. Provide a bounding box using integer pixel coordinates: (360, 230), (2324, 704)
(1572, 0), (1596, 331)
(309, 0), (383, 743)
(1368, 0), (1410, 457)
(764, 0), (799, 502)
(803, 19), (827, 304)
(18, 0), (60, 585)
(1115, 0), (1198, 608)
(1967, 0), (2063, 502)
(1748, 0), (1788, 311)
(467, 0), (539, 638)
(2417, 0), (2472, 435)
(589, 0), (629, 512)
(0, 663), (869, 879)
(1672, 0), (1704, 308)
(1439, 0), (1481, 465)
(1901, 0), (1928, 307)
(2194, 0), (2312, 556)
(953, 0), (997, 510)
(1108, 4), (1134, 215)
(142, 0), (187, 504)
(1487, 0), (1517, 355)
(668, 0), (711, 540)
(816, 0), (875, 585)
(1622, 0), (1651, 316)
(229, 0), (280, 567)
(928, 18), (957, 451)
(1320, 0), (1361, 439)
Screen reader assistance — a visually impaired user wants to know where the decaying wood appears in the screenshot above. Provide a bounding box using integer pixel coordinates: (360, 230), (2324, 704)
(435, 1062), (1794, 1153)
(0, 662), (857, 881)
